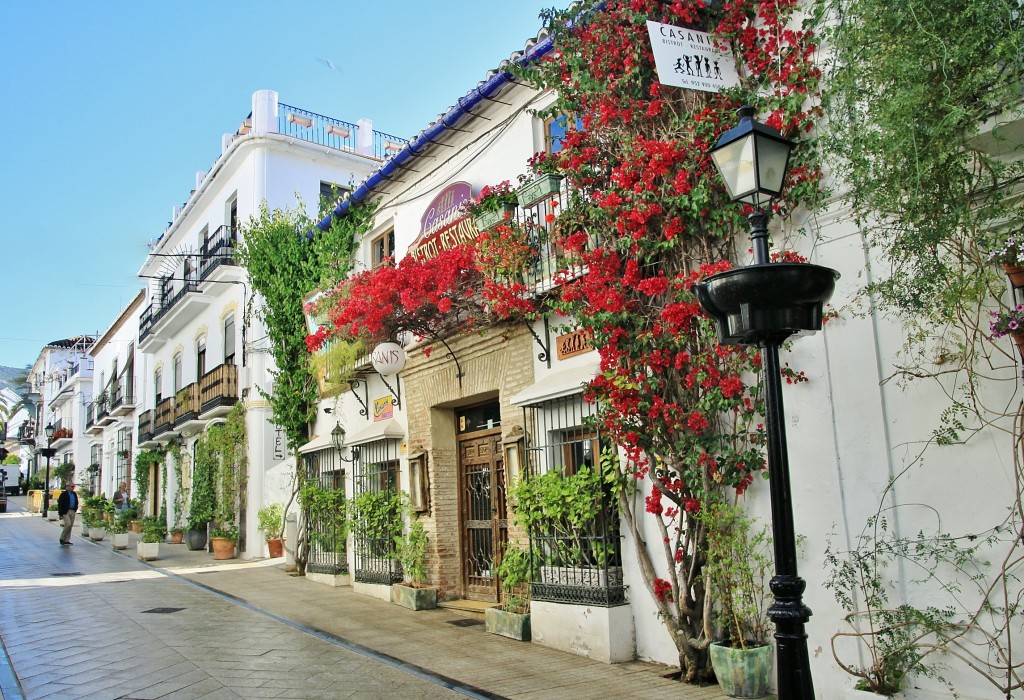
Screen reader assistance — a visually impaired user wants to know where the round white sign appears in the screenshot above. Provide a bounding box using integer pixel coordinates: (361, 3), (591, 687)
(371, 342), (407, 375)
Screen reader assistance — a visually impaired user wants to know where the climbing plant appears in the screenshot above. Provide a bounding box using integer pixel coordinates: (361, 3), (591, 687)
(133, 449), (164, 508)
(237, 197), (374, 453)
(207, 402), (248, 531)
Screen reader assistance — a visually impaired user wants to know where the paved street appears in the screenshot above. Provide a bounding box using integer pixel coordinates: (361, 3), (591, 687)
(0, 497), (728, 700)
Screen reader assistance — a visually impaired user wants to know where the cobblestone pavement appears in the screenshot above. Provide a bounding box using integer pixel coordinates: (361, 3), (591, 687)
(0, 497), (730, 700)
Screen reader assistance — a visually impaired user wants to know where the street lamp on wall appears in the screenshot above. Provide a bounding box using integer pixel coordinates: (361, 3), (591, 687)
(40, 422), (56, 518)
(696, 105), (840, 700)
(330, 423), (360, 463)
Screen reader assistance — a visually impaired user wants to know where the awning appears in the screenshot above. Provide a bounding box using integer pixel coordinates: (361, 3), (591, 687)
(344, 418), (406, 447)
(509, 363), (597, 407)
(297, 432), (334, 454)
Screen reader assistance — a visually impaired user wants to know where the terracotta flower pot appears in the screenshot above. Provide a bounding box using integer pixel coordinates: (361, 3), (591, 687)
(169, 530), (184, 544)
(1008, 329), (1024, 358)
(1003, 263), (1024, 287)
(211, 537), (236, 560)
(266, 537), (284, 558)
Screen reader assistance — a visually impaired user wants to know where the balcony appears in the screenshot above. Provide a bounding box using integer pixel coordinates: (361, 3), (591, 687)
(476, 175), (586, 293)
(50, 425), (73, 449)
(199, 363), (239, 418)
(174, 383), (203, 433)
(139, 263), (211, 351)
(138, 409), (157, 448)
(277, 103), (407, 160)
(110, 376), (137, 416)
(199, 225), (240, 286)
(85, 402), (103, 436)
(153, 396), (175, 440)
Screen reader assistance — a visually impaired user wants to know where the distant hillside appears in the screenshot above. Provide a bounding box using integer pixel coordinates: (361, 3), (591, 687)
(0, 366), (27, 394)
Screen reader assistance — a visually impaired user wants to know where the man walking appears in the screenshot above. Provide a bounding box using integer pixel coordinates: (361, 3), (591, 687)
(57, 482), (78, 546)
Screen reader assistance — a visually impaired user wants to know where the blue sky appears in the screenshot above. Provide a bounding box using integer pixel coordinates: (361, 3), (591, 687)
(0, 1), (560, 369)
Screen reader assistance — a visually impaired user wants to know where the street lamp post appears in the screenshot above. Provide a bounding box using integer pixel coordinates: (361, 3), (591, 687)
(695, 105), (839, 700)
(40, 422), (56, 518)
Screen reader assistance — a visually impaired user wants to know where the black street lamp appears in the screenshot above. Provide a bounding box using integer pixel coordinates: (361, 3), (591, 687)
(695, 105), (839, 700)
(331, 423), (360, 463)
(40, 421), (56, 518)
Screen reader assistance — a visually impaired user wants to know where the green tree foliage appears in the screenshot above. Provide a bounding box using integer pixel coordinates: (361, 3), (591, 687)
(820, 0), (1024, 327)
(236, 197), (374, 453)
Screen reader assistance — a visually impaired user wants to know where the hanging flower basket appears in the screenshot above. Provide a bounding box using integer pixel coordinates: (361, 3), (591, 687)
(473, 203), (517, 231)
(517, 173), (564, 208)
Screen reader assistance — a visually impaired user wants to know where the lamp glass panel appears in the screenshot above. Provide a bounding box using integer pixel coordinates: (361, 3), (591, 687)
(504, 443), (521, 488)
(410, 457), (428, 512)
(755, 135), (791, 197)
(711, 134), (756, 203)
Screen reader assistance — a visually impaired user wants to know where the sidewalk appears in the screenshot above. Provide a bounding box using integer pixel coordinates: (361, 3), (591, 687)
(1, 497), (729, 699)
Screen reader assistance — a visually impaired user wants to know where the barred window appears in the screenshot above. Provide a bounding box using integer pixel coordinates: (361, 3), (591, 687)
(521, 394), (624, 607)
(351, 438), (402, 584)
(303, 448), (347, 576)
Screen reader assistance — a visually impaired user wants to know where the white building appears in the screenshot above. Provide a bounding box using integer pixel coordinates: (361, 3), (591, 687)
(85, 291), (145, 501)
(26, 335), (96, 491)
(136, 90), (396, 557)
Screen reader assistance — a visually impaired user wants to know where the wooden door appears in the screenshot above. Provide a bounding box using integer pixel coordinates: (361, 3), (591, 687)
(459, 430), (507, 602)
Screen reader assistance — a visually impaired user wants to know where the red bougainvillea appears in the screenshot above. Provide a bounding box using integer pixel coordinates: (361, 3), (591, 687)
(311, 0), (822, 683)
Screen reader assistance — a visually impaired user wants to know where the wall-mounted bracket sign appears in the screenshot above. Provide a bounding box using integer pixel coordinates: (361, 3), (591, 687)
(555, 329), (593, 361)
(371, 342), (405, 410)
(646, 21), (739, 93)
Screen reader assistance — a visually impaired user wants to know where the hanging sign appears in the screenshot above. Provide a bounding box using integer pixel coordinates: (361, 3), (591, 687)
(646, 21), (739, 93)
(371, 341), (407, 375)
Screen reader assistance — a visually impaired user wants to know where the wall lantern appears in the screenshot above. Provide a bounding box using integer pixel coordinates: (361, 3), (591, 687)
(408, 449), (430, 513)
(696, 105), (840, 700)
(502, 426), (526, 495)
(331, 423), (360, 463)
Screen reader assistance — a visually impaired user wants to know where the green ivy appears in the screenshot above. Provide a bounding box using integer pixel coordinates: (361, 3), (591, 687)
(236, 197), (376, 454)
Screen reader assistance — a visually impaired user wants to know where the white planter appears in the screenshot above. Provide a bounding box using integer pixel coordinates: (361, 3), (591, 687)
(137, 541), (159, 561)
(111, 533), (130, 550)
(89, 526), (107, 542)
(47, 510), (59, 521)
(540, 565), (623, 587)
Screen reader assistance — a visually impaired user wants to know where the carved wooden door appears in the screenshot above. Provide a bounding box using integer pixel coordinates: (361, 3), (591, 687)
(458, 430), (507, 602)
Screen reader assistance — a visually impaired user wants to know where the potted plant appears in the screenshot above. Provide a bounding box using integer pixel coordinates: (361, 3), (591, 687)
(85, 508), (107, 541)
(109, 512), (131, 550)
(257, 502), (285, 558)
(702, 500), (774, 699)
(46, 501), (59, 521)
(209, 522), (238, 560)
(989, 304), (1024, 358)
(168, 523), (185, 544)
(485, 541), (533, 641)
(392, 519), (436, 610)
(138, 519), (164, 561)
(467, 181), (519, 231)
(516, 151), (564, 207)
(987, 231), (1024, 284)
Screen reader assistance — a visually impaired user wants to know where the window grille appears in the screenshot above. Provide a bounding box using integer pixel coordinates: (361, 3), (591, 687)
(116, 427), (132, 495)
(303, 448), (347, 576)
(89, 444), (102, 495)
(521, 394), (625, 607)
(351, 438), (403, 584)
